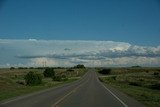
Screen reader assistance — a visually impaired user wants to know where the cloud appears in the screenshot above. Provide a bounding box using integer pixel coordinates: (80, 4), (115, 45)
(0, 39), (160, 67)
(28, 39), (37, 42)
(29, 58), (57, 67)
(64, 48), (71, 51)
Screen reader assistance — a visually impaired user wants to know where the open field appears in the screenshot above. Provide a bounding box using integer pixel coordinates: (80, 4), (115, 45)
(98, 67), (160, 107)
(0, 67), (87, 101)
(1, 70), (145, 107)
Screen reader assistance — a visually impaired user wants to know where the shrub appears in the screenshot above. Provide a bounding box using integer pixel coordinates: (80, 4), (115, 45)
(111, 76), (117, 80)
(43, 68), (55, 77)
(74, 64), (85, 68)
(148, 83), (160, 90)
(10, 67), (15, 70)
(52, 75), (68, 81)
(128, 82), (141, 86)
(153, 72), (159, 76)
(67, 69), (74, 72)
(98, 69), (111, 75)
(131, 65), (141, 68)
(29, 67), (34, 69)
(18, 67), (28, 69)
(24, 71), (42, 85)
(52, 76), (62, 81)
(16, 80), (26, 85)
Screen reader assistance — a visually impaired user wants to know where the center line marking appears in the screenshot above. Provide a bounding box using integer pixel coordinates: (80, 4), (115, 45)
(51, 77), (90, 107)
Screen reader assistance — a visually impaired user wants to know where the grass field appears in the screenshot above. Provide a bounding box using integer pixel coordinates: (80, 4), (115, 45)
(0, 67), (87, 101)
(98, 67), (160, 107)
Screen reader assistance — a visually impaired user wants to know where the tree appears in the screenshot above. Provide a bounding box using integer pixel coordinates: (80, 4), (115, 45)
(24, 71), (42, 85)
(74, 64), (85, 68)
(43, 68), (55, 77)
(98, 69), (111, 75)
(10, 67), (15, 70)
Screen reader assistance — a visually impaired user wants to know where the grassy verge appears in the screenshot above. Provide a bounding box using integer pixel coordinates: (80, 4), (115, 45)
(98, 67), (160, 107)
(0, 77), (78, 101)
(0, 68), (86, 101)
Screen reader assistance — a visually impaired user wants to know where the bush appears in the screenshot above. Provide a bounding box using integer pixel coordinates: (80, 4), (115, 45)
(128, 82), (141, 86)
(74, 64), (85, 68)
(24, 71), (42, 85)
(98, 69), (111, 75)
(153, 72), (159, 76)
(148, 83), (160, 90)
(18, 67), (28, 69)
(52, 75), (68, 81)
(10, 67), (15, 70)
(43, 68), (55, 77)
(131, 65), (141, 68)
(16, 80), (26, 85)
(29, 67), (34, 69)
(67, 69), (74, 72)
(52, 76), (62, 81)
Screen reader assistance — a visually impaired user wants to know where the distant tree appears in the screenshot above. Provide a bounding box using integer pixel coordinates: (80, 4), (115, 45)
(43, 68), (55, 77)
(131, 65), (141, 68)
(29, 67), (34, 69)
(98, 69), (111, 75)
(67, 69), (74, 72)
(18, 67), (28, 69)
(10, 67), (15, 70)
(24, 71), (42, 85)
(74, 64), (85, 68)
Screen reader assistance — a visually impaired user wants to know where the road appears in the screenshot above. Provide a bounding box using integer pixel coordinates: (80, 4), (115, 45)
(0, 70), (145, 107)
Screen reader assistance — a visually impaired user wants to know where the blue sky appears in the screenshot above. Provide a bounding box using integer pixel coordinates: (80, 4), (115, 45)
(0, 0), (160, 67)
(0, 0), (160, 46)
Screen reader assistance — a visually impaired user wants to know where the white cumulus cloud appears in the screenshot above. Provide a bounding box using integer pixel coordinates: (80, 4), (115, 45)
(0, 39), (159, 67)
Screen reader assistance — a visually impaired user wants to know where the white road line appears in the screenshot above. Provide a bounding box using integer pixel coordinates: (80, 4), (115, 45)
(98, 80), (128, 107)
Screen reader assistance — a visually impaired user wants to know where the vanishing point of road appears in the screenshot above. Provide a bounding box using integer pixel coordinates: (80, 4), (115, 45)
(0, 69), (145, 107)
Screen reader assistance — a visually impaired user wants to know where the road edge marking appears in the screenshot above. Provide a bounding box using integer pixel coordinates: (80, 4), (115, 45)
(97, 77), (128, 107)
(96, 70), (128, 107)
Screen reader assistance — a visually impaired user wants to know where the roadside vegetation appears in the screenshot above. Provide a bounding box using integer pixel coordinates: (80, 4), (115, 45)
(0, 65), (87, 101)
(98, 67), (160, 107)
(25, 71), (43, 86)
(98, 68), (111, 75)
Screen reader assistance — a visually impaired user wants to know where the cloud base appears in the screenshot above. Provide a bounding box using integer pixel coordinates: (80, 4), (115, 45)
(0, 39), (159, 67)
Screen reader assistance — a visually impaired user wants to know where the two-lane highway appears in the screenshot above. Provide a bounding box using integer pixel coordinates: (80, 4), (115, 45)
(57, 70), (125, 107)
(0, 70), (145, 107)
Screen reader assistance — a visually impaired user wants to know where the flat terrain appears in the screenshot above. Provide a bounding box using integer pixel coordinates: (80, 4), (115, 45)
(98, 67), (160, 107)
(0, 68), (86, 101)
(0, 69), (144, 107)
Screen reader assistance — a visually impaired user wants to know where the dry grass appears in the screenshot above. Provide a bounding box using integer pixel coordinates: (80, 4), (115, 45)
(0, 68), (86, 101)
(98, 67), (160, 107)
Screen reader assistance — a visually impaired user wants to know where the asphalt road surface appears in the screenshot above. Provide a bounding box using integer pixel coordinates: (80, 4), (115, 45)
(0, 70), (145, 107)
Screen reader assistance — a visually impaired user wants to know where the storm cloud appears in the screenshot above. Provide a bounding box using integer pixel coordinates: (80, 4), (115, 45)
(0, 39), (160, 67)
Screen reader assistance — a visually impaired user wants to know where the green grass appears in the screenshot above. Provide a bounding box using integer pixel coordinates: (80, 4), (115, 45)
(99, 75), (160, 107)
(98, 67), (160, 107)
(0, 77), (78, 101)
(0, 68), (86, 101)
